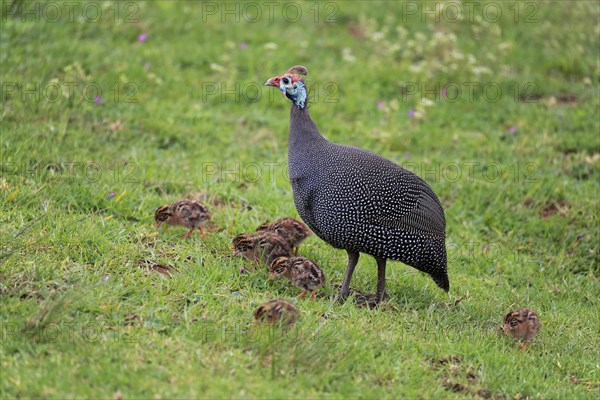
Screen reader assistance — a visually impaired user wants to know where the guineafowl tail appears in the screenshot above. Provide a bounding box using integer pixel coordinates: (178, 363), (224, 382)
(431, 273), (450, 292)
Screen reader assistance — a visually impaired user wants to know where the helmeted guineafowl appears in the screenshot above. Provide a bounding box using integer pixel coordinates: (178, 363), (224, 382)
(265, 66), (448, 304)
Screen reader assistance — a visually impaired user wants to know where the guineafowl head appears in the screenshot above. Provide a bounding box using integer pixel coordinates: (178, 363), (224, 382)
(265, 65), (308, 109)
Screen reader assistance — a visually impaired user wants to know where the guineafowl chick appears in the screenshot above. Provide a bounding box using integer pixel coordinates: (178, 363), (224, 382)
(232, 232), (292, 265)
(265, 66), (448, 305)
(502, 308), (540, 351)
(269, 256), (325, 300)
(256, 217), (312, 255)
(155, 200), (211, 238)
(253, 298), (299, 326)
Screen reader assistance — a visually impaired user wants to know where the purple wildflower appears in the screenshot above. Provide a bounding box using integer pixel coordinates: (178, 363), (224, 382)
(376, 100), (384, 109)
(94, 95), (102, 104)
(109, 192), (115, 198)
(137, 33), (148, 43)
(508, 126), (516, 135)
(103, 275), (109, 282)
(407, 108), (416, 118)
(239, 42), (248, 50)
(240, 267), (246, 274)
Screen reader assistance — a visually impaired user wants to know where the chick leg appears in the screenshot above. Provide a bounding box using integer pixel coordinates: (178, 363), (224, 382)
(198, 226), (206, 237)
(335, 251), (360, 303)
(183, 227), (195, 239)
(296, 289), (308, 299)
(519, 342), (529, 351)
(310, 290), (318, 301)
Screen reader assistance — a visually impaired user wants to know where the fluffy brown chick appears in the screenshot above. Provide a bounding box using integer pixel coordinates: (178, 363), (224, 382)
(502, 307), (540, 351)
(231, 231), (292, 265)
(269, 256), (325, 300)
(256, 217), (312, 255)
(253, 298), (299, 326)
(155, 200), (211, 238)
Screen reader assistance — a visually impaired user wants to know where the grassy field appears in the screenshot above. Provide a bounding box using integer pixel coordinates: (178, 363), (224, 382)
(1, 0), (599, 398)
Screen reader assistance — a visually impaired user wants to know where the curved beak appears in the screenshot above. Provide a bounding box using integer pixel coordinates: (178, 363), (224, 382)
(265, 76), (286, 96)
(264, 77), (278, 87)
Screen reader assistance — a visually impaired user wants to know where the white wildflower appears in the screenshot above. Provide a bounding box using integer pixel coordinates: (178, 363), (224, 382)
(371, 31), (385, 41)
(473, 66), (492, 76)
(342, 48), (356, 63)
(210, 63), (225, 72)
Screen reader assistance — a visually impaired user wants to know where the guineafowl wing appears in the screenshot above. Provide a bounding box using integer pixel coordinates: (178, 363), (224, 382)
(340, 146), (446, 237)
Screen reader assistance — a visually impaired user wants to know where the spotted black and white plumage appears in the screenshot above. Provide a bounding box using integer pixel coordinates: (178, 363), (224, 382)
(269, 256), (325, 300)
(232, 232), (292, 266)
(256, 217), (312, 254)
(155, 199), (211, 237)
(265, 66), (449, 303)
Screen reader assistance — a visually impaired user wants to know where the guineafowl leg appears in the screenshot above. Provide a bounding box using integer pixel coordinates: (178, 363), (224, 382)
(356, 257), (387, 307)
(374, 257), (387, 303)
(334, 251), (360, 303)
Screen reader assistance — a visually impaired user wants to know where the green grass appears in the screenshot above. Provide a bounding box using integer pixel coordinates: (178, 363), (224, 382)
(1, 0), (599, 398)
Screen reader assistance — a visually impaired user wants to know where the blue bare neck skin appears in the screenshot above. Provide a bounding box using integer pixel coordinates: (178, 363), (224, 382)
(286, 79), (307, 109)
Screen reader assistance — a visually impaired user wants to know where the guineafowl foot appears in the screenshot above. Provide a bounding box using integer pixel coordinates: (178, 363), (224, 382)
(362, 257), (387, 307)
(353, 257), (388, 307)
(333, 289), (349, 304)
(355, 292), (388, 308)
